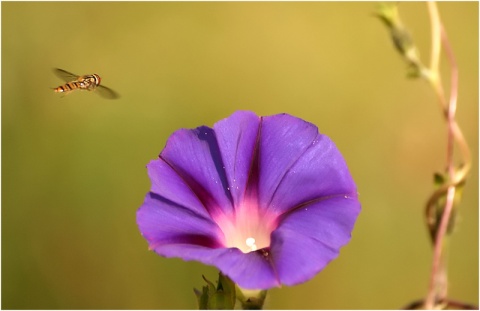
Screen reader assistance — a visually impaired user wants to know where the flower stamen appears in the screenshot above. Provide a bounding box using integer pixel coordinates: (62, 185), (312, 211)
(245, 237), (258, 251)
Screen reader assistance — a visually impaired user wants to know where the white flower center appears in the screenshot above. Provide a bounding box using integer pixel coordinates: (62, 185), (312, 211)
(216, 200), (278, 254)
(245, 237), (257, 251)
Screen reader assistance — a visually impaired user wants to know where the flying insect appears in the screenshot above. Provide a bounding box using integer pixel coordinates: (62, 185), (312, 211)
(52, 68), (119, 99)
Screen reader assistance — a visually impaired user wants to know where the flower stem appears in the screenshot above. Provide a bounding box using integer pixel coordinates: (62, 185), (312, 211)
(376, 2), (473, 308)
(423, 2), (471, 308)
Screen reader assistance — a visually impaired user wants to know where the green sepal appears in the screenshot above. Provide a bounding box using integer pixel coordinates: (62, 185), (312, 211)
(235, 288), (268, 310)
(194, 284), (210, 310)
(194, 273), (236, 309)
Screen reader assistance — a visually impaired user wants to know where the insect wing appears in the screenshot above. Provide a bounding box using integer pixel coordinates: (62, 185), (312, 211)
(96, 85), (120, 99)
(53, 68), (80, 82)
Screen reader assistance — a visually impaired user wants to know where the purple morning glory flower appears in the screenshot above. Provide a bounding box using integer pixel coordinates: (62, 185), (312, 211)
(137, 111), (360, 290)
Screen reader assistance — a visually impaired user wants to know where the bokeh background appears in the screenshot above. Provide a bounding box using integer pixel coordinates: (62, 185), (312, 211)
(2, 2), (478, 309)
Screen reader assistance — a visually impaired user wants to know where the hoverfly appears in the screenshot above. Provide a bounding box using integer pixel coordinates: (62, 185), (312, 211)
(52, 68), (119, 99)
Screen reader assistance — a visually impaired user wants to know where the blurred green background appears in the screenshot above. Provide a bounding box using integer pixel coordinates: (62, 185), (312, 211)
(2, 2), (478, 309)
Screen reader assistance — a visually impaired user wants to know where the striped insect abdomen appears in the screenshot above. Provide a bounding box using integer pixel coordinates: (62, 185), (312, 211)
(53, 81), (84, 93)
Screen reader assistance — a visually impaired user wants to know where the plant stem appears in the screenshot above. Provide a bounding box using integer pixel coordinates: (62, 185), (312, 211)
(423, 2), (471, 308)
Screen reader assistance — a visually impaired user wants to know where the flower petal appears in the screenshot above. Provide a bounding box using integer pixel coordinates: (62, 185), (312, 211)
(271, 228), (338, 286)
(257, 114), (318, 211)
(137, 192), (225, 249)
(268, 133), (358, 214)
(147, 159), (211, 219)
(213, 111), (260, 207)
(270, 196), (361, 286)
(152, 244), (279, 289)
(160, 127), (234, 219)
